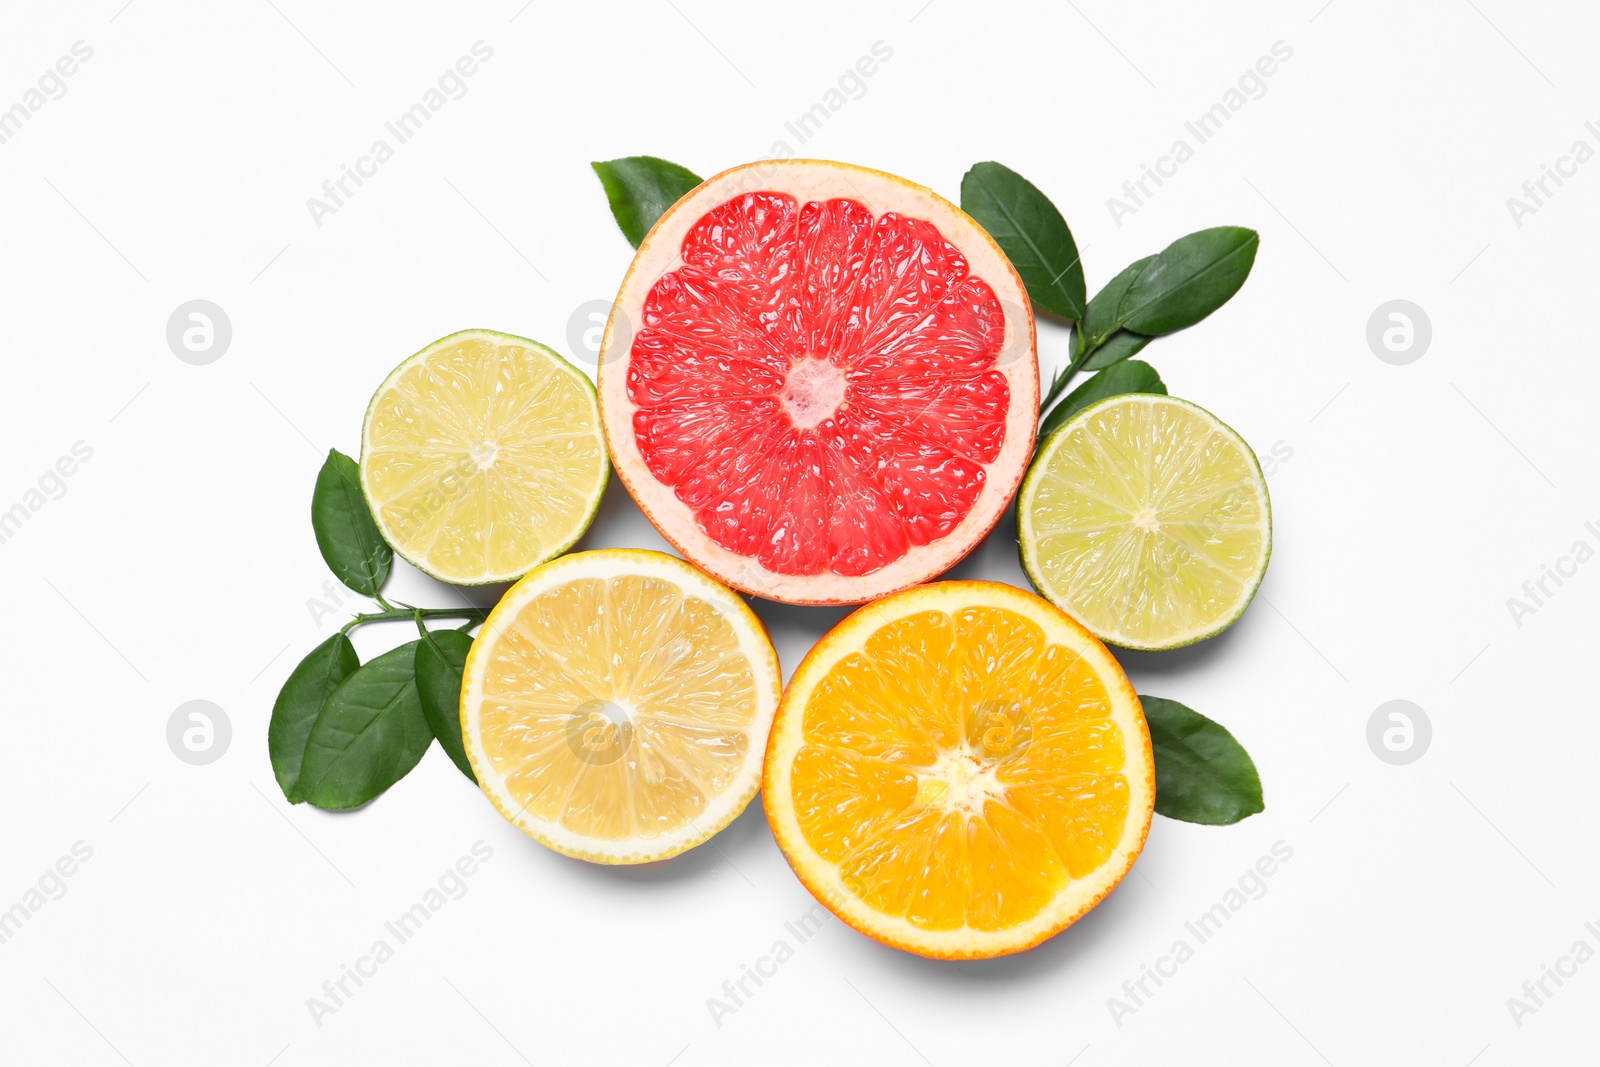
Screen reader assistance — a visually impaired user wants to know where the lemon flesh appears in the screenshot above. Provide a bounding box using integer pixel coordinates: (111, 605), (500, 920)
(360, 330), (607, 585)
(1018, 394), (1271, 651)
(462, 549), (782, 863)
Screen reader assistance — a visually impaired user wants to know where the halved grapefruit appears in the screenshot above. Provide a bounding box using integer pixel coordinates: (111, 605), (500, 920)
(598, 160), (1038, 605)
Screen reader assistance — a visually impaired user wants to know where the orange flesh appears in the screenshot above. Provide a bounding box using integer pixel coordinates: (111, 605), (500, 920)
(790, 608), (1131, 931)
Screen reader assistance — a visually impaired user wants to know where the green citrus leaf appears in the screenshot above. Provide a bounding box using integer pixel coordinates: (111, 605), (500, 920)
(591, 156), (703, 248)
(268, 633), (359, 803)
(1082, 329), (1154, 372)
(1081, 255), (1154, 353)
(960, 162), (1085, 320)
(298, 640), (432, 810)
(311, 449), (391, 597)
(415, 628), (476, 784)
(1038, 360), (1166, 441)
(1143, 696), (1264, 825)
(1118, 227), (1259, 336)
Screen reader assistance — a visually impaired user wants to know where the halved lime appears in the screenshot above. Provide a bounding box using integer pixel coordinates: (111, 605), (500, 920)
(1017, 393), (1270, 651)
(360, 330), (608, 586)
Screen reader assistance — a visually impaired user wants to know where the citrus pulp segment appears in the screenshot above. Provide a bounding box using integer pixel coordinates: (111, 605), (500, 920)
(360, 330), (607, 586)
(461, 549), (782, 864)
(763, 580), (1154, 959)
(598, 159), (1039, 605)
(1018, 393), (1271, 651)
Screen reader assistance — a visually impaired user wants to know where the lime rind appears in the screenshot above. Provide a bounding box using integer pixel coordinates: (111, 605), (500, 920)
(1016, 393), (1271, 651)
(359, 329), (609, 587)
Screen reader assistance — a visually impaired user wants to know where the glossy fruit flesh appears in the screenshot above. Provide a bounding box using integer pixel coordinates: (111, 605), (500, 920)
(362, 332), (606, 584)
(628, 192), (1011, 579)
(789, 604), (1133, 931)
(1020, 394), (1271, 650)
(476, 573), (760, 842)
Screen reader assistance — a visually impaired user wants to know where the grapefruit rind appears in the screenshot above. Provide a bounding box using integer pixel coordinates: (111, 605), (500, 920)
(762, 580), (1155, 959)
(359, 329), (608, 586)
(1017, 393), (1272, 652)
(598, 159), (1039, 606)
(460, 549), (782, 864)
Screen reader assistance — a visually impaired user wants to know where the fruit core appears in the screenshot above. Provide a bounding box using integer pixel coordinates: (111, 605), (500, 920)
(469, 439), (500, 470)
(570, 697), (634, 763)
(780, 357), (849, 429)
(916, 751), (1003, 813)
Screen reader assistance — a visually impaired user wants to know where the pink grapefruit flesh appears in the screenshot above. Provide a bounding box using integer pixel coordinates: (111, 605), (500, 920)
(599, 160), (1038, 605)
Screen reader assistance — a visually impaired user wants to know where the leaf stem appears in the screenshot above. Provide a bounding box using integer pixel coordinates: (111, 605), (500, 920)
(342, 606), (489, 635)
(1042, 323), (1094, 421)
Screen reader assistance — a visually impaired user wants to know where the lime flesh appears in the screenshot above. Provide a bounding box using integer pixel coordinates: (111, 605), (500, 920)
(360, 330), (608, 586)
(1017, 393), (1271, 651)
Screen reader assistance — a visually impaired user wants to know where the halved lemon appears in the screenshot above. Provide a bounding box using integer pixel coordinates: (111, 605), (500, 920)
(1018, 393), (1271, 651)
(763, 580), (1154, 959)
(461, 549), (782, 863)
(360, 329), (607, 585)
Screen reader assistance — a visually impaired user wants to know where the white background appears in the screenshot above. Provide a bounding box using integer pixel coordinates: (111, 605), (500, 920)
(1, 1), (1595, 1063)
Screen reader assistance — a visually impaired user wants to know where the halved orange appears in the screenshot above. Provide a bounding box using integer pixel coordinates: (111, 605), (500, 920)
(763, 580), (1154, 958)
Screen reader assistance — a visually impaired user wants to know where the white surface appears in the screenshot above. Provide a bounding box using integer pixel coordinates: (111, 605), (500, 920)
(0, 1), (1594, 1064)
